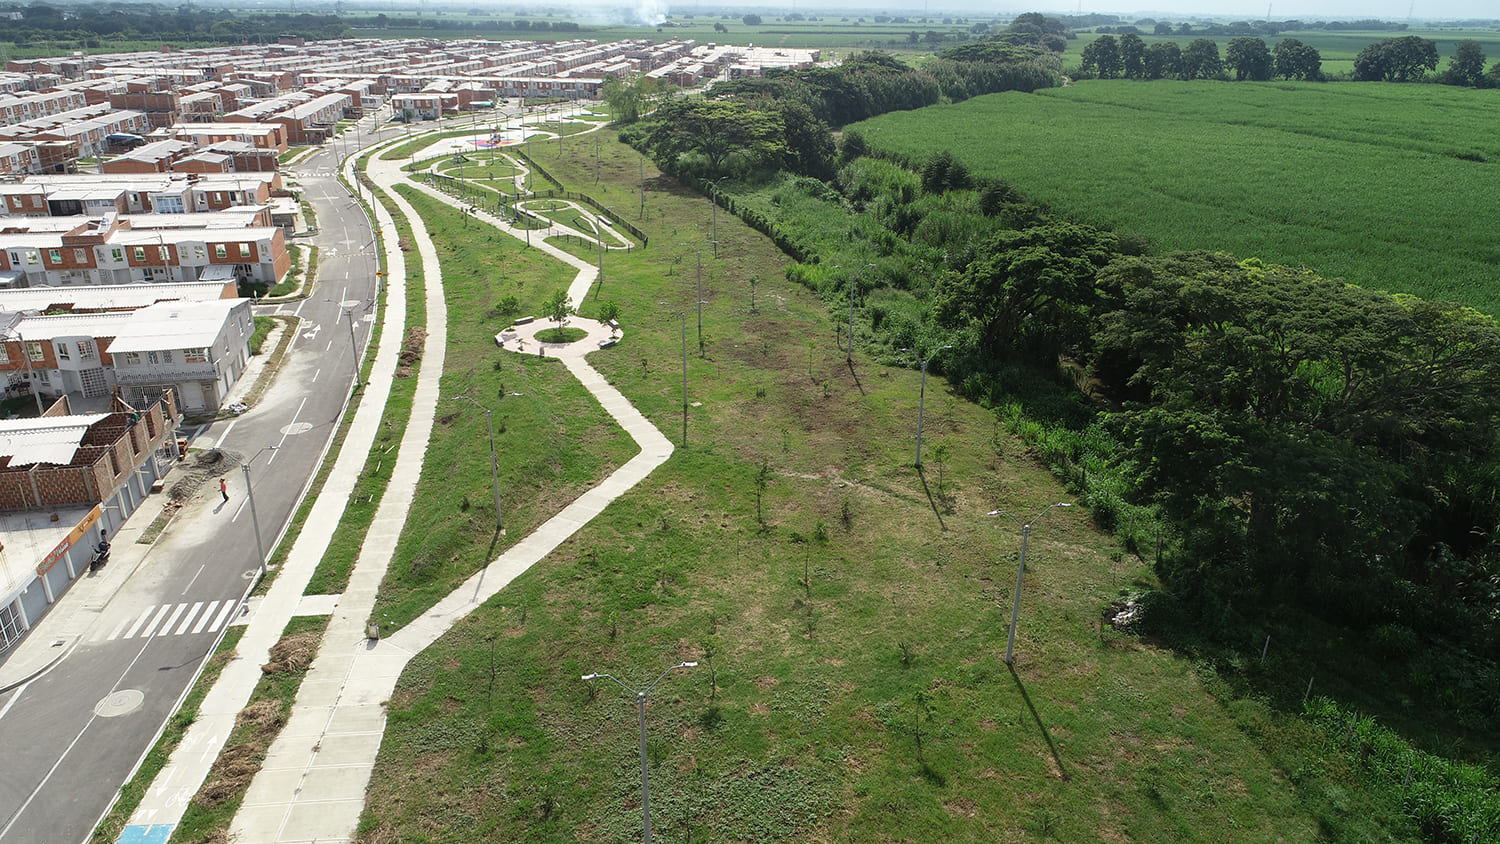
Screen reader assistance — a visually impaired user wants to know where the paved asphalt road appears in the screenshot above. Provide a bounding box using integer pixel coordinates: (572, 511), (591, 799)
(0, 113), (390, 844)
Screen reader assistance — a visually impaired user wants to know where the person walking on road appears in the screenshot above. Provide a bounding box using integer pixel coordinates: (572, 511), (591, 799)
(220, 477), (229, 503)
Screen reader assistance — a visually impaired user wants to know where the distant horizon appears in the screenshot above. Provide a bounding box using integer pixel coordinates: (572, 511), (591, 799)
(640, 1), (1499, 24)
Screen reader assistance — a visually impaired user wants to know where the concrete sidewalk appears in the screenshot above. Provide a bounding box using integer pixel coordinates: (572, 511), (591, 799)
(113, 137), (404, 843)
(222, 132), (674, 843)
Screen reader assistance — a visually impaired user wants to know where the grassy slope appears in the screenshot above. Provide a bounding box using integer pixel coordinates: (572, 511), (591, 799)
(852, 80), (1500, 313)
(352, 127), (1421, 842)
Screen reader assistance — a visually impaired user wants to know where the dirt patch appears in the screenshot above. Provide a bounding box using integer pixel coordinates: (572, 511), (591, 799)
(396, 326), (427, 377)
(754, 675), (780, 690)
(944, 797), (977, 818)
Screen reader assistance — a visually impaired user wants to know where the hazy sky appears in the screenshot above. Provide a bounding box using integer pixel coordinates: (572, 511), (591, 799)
(1048, 1), (1496, 20)
(666, 1), (1499, 21)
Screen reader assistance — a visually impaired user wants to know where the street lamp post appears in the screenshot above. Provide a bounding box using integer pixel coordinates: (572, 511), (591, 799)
(344, 308), (362, 388)
(680, 312), (688, 447)
(987, 503), (1072, 665)
(914, 345), (953, 469)
(710, 176), (728, 257)
(582, 661), (698, 844)
(242, 445), (279, 576)
(453, 395), (503, 535)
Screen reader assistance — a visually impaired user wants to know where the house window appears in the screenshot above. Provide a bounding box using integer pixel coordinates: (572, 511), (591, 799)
(73, 248), (86, 263)
(48, 249), (60, 263)
(25, 341), (42, 362)
(214, 244), (227, 259)
(238, 243), (250, 258)
(25, 250), (36, 264)
(194, 246), (205, 260)
(56, 342), (69, 360)
(111, 248), (123, 262)
(29, 195), (41, 208)
(147, 350), (159, 365)
(77, 340), (95, 360)
(133, 246), (145, 261)
(121, 352), (140, 365)
(185, 348), (208, 363)
(8, 252), (17, 265)
(162, 350), (175, 364)
(158, 245), (169, 261)
(0, 344), (8, 364)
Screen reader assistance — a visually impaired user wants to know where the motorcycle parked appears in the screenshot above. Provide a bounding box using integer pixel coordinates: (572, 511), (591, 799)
(89, 531), (111, 573)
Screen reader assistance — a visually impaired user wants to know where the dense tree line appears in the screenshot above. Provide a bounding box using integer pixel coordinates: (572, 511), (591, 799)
(620, 44), (1062, 181)
(0, 3), (349, 45)
(1080, 32), (1500, 86)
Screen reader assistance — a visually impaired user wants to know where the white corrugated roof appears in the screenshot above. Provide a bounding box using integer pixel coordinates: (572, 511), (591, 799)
(105, 298), (240, 353)
(0, 414), (107, 466)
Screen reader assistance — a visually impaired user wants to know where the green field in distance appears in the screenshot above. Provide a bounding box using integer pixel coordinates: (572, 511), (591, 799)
(852, 79), (1500, 313)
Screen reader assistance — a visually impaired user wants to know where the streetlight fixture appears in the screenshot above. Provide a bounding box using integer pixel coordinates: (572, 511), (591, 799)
(677, 244), (706, 357)
(709, 176), (729, 257)
(987, 503), (1072, 665)
(582, 661), (698, 844)
(679, 312), (688, 447)
(242, 445), (279, 576)
(343, 307), (362, 388)
(452, 395), (504, 535)
(912, 345), (953, 469)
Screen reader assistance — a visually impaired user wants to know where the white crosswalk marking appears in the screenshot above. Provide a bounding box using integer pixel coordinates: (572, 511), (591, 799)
(100, 601), (237, 642)
(173, 602), (205, 635)
(191, 601), (222, 634)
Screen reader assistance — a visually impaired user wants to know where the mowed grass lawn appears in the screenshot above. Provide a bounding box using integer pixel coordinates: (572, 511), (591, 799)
(352, 128), (1413, 842)
(853, 80), (1500, 314)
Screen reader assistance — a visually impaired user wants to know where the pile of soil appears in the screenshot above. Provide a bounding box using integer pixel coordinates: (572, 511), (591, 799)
(262, 631), (321, 674)
(396, 326), (427, 378)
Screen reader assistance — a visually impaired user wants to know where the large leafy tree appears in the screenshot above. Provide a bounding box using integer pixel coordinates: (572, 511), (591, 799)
(1225, 37), (1273, 81)
(1080, 34), (1122, 78)
(600, 73), (665, 124)
(1118, 32), (1147, 79)
(933, 222), (1116, 363)
(1353, 35), (1438, 82)
(1179, 38), (1223, 80)
(1093, 254), (1500, 615)
(639, 99), (785, 175)
(1273, 38), (1322, 80)
(1144, 41), (1181, 79)
(1441, 39), (1488, 87)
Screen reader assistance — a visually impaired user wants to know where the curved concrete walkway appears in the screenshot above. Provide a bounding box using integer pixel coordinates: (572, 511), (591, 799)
(221, 122), (673, 843)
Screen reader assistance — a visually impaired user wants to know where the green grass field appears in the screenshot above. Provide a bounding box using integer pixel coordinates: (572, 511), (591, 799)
(344, 124), (1466, 842)
(851, 80), (1500, 314)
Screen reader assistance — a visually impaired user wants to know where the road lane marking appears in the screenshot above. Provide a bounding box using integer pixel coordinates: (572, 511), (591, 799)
(213, 420), (237, 450)
(180, 564), (205, 596)
(269, 396), (309, 463)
